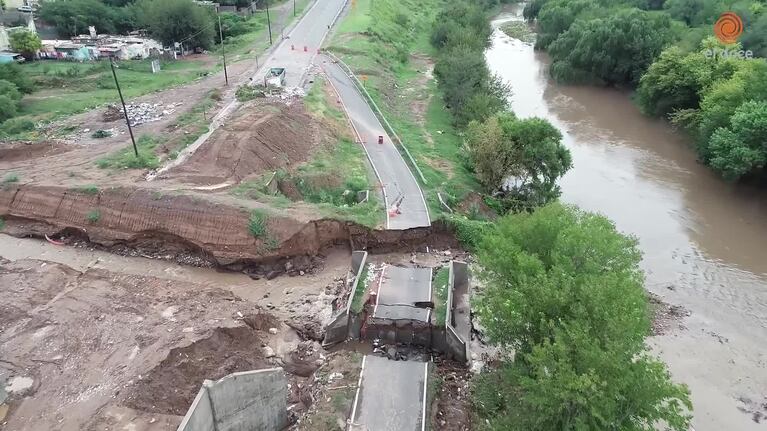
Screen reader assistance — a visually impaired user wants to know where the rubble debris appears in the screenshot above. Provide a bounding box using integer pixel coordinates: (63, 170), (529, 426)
(102, 102), (183, 126)
(649, 293), (690, 336)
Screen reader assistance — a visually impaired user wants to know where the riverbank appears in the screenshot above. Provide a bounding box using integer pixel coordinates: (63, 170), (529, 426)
(488, 7), (767, 430)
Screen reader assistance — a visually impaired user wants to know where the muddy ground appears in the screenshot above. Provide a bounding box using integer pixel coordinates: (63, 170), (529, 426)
(0, 251), (359, 431)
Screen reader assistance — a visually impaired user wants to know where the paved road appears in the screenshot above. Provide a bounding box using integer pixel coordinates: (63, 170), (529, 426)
(350, 355), (427, 431)
(321, 58), (431, 230)
(253, 0), (347, 86)
(374, 266), (432, 321)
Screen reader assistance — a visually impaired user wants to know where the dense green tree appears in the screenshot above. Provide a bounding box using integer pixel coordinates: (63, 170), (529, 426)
(9, 30), (42, 60)
(466, 113), (571, 209)
(433, 45), (508, 126)
(535, 0), (599, 49)
(135, 0), (215, 49)
(523, 0), (549, 20)
(473, 330), (693, 431)
(548, 8), (673, 85)
(431, 0), (493, 50)
(695, 60), (767, 148)
(741, 13), (767, 58)
(471, 204), (692, 431)
(474, 204), (646, 351)
(39, 0), (119, 37)
(636, 42), (741, 116)
(708, 100), (767, 179)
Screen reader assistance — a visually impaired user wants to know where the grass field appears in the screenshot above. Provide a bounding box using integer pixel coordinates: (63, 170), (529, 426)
(18, 59), (213, 122)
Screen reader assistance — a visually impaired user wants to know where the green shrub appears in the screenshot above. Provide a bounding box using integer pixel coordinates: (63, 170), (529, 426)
(76, 185), (100, 195)
(236, 84), (264, 101)
(0, 95), (18, 122)
(3, 173), (19, 183)
(86, 209), (101, 223)
(0, 79), (21, 101)
(91, 129), (112, 138)
(248, 210), (268, 237)
(0, 217), (5, 231)
(0, 118), (35, 136)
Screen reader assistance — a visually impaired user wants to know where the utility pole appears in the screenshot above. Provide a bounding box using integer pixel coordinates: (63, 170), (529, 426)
(109, 58), (138, 158)
(217, 8), (229, 86)
(265, 0), (273, 45)
(293, 0), (296, 17)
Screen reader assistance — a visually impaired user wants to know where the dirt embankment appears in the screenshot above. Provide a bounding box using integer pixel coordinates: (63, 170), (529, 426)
(0, 185), (459, 272)
(167, 100), (323, 185)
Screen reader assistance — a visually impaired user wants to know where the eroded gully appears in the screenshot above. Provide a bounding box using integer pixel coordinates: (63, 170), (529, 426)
(488, 8), (767, 430)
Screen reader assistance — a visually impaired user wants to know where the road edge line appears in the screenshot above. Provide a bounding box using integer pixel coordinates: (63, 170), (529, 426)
(348, 355), (367, 430)
(421, 361), (429, 431)
(322, 64), (391, 229)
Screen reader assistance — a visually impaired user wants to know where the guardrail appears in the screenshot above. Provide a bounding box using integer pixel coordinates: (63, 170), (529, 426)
(323, 51), (429, 186)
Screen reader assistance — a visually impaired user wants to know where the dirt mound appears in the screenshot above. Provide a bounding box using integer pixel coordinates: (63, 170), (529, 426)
(171, 101), (321, 184)
(124, 325), (270, 415)
(456, 192), (496, 221)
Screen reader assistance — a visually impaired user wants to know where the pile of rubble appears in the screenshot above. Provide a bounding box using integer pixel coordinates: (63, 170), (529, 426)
(102, 102), (184, 126)
(267, 86), (306, 104)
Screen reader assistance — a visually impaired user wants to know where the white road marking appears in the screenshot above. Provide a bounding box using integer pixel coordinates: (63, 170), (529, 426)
(348, 355), (367, 430)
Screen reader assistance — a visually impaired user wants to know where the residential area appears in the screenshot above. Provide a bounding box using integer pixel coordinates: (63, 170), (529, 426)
(1, 0), (766, 430)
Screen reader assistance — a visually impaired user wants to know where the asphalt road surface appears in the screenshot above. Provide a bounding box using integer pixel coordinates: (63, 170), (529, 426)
(350, 355), (428, 431)
(252, 0), (347, 86)
(374, 266), (432, 321)
(321, 58), (431, 230)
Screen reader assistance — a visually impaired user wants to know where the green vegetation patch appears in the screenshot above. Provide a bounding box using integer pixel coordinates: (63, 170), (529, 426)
(351, 263), (372, 313)
(86, 209), (101, 223)
(431, 266), (450, 326)
(3, 173), (19, 184)
(248, 209), (269, 238)
(500, 21), (536, 44)
(96, 135), (160, 170)
(74, 185), (100, 195)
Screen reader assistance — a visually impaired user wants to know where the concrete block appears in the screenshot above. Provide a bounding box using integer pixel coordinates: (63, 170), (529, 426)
(177, 386), (214, 431)
(206, 369), (288, 431)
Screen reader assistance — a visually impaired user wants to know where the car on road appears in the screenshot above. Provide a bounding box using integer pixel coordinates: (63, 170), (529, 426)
(17, 5), (34, 12)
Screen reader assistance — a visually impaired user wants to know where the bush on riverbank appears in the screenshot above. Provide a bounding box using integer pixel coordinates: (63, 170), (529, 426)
(525, 0), (767, 180)
(430, 0), (509, 127)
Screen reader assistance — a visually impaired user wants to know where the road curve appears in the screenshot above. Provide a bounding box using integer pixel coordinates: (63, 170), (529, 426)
(321, 57), (431, 230)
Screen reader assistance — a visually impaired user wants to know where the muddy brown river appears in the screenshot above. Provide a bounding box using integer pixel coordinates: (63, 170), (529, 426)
(488, 9), (767, 430)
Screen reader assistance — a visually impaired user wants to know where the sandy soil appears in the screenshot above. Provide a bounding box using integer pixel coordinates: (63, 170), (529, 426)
(0, 257), (271, 431)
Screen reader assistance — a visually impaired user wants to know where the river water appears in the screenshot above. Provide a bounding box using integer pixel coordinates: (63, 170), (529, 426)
(487, 8), (767, 430)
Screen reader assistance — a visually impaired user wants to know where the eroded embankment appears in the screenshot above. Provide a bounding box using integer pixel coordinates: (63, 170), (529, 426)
(0, 185), (458, 274)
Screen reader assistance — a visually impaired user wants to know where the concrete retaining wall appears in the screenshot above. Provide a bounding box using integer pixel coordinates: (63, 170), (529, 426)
(177, 369), (287, 431)
(322, 251), (368, 346)
(445, 261), (468, 363)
